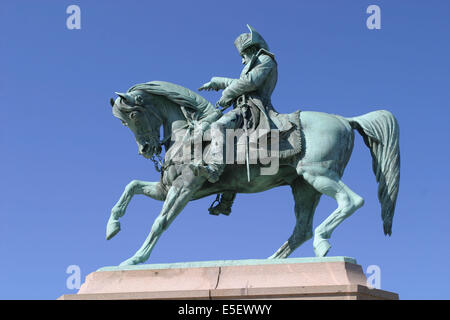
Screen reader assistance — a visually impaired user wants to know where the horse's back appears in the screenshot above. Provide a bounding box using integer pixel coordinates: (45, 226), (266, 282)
(299, 111), (354, 166)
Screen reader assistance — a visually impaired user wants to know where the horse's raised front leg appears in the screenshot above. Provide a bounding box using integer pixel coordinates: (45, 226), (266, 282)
(119, 171), (205, 266)
(106, 180), (167, 240)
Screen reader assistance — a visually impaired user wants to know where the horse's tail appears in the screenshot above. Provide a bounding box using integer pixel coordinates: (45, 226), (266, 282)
(347, 110), (400, 236)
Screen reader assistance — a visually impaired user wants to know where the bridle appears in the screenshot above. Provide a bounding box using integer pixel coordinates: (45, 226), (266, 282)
(136, 104), (169, 173)
(115, 92), (171, 173)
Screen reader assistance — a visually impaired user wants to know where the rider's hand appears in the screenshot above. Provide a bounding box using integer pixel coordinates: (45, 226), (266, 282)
(198, 80), (220, 91)
(218, 96), (233, 108)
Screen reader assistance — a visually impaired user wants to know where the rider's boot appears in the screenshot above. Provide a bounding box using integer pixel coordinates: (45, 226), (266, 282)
(208, 192), (236, 216)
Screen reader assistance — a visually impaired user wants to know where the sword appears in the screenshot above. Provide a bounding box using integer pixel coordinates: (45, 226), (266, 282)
(237, 95), (251, 182)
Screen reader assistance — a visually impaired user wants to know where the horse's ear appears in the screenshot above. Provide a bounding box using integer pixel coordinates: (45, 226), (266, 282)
(110, 98), (115, 107)
(115, 92), (128, 101)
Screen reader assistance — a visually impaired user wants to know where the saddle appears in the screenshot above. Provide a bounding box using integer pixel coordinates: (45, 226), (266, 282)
(200, 108), (303, 165)
(229, 96), (303, 163)
(164, 104), (302, 167)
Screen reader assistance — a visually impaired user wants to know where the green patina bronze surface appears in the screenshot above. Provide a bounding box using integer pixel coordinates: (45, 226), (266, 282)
(98, 256), (357, 272)
(105, 25), (400, 266)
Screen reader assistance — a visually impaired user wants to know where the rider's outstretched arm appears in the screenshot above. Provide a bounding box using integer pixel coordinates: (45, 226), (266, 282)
(210, 77), (236, 89)
(199, 77), (237, 91)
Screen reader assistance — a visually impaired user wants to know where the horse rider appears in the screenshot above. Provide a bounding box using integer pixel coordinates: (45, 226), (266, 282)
(192, 24), (279, 216)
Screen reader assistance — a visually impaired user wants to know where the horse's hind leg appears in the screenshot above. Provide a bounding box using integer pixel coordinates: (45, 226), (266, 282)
(269, 179), (321, 259)
(106, 180), (167, 240)
(298, 165), (364, 257)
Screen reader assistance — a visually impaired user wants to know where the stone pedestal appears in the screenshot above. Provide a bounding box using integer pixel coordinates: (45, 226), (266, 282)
(58, 257), (398, 300)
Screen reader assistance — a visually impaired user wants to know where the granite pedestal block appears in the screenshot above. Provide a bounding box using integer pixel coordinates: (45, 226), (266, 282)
(59, 257), (398, 300)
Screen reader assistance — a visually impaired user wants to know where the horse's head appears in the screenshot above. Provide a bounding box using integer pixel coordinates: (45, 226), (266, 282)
(110, 90), (163, 159)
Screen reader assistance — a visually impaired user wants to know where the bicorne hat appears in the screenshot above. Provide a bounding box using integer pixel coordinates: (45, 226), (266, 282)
(234, 24), (269, 54)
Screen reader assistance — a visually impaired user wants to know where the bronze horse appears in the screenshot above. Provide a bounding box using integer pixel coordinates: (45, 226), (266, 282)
(107, 81), (400, 266)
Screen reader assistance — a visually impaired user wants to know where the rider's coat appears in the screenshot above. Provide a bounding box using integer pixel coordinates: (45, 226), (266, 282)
(213, 49), (293, 133)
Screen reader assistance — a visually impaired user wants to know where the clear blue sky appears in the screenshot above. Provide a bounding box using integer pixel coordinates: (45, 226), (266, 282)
(1, 0), (449, 299)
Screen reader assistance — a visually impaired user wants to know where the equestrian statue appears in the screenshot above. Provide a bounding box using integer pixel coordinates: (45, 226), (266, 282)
(106, 25), (400, 266)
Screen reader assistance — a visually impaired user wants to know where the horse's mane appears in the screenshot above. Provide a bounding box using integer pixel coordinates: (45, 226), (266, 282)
(127, 81), (216, 119)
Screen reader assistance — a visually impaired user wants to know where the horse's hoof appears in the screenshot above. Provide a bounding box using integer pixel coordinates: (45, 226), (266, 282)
(119, 257), (140, 266)
(106, 219), (121, 240)
(314, 238), (331, 257)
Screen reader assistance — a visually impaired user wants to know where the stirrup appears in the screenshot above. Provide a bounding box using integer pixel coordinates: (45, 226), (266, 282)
(208, 194), (232, 216)
(208, 194), (221, 216)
